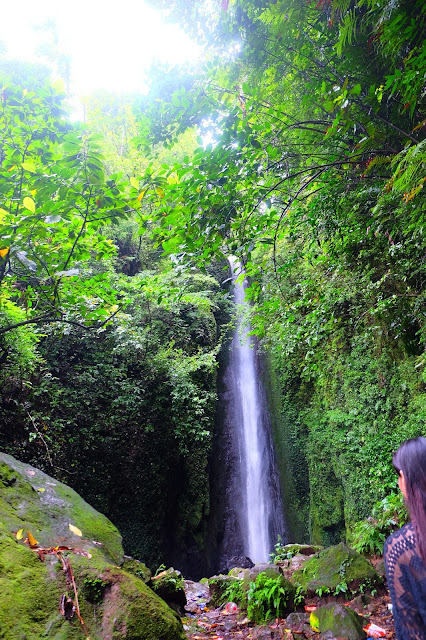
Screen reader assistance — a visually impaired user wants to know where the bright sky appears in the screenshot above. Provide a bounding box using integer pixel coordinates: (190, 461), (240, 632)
(0, 0), (200, 95)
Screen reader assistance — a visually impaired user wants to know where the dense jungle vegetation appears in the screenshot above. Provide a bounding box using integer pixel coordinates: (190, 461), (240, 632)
(0, 0), (425, 573)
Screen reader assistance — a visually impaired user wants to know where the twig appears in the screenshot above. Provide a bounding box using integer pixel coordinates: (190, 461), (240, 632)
(26, 411), (53, 467)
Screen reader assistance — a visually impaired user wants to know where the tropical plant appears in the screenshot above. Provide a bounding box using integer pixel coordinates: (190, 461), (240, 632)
(0, 83), (133, 339)
(247, 573), (290, 623)
(349, 493), (409, 555)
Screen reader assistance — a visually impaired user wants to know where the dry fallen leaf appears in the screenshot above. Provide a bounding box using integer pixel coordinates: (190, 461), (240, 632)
(28, 531), (38, 546)
(16, 529), (24, 540)
(68, 524), (83, 537)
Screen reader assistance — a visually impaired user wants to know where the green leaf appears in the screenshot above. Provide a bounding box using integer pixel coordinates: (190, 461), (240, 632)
(21, 162), (36, 173)
(23, 197), (35, 213)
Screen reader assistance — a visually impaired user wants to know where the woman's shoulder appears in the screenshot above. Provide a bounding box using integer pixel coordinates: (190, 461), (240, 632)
(384, 522), (416, 559)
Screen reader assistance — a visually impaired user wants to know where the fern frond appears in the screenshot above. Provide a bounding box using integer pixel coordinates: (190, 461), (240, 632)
(387, 140), (426, 201)
(363, 154), (394, 175)
(336, 9), (357, 56)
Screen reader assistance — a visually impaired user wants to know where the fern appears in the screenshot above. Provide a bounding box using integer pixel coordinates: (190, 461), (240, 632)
(390, 140), (426, 199)
(336, 9), (357, 56)
(362, 154), (394, 176)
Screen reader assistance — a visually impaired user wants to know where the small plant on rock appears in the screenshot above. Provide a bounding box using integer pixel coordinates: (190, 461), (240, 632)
(269, 536), (298, 562)
(247, 574), (289, 623)
(83, 576), (108, 604)
(294, 585), (305, 606)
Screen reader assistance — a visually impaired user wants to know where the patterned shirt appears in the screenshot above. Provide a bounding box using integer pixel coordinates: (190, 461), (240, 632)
(384, 523), (426, 639)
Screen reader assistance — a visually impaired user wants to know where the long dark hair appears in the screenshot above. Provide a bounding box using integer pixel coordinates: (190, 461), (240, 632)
(393, 436), (426, 561)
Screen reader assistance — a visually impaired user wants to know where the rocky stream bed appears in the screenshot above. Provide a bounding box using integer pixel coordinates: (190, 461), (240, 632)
(182, 580), (396, 640)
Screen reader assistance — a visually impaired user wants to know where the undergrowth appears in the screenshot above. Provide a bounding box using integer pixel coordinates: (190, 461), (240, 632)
(349, 493), (408, 555)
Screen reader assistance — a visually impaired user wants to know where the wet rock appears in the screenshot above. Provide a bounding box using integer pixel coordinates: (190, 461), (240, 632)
(222, 616), (238, 631)
(208, 574), (241, 607)
(347, 594), (372, 615)
(375, 558), (386, 578)
(280, 554), (311, 580)
(311, 602), (367, 640)
(291, 543), (382, 594)
(319, 632), (347, 639)
(250, 625), (280, 639)
(285, 611), (310, 630)
(248, 563), (282, 581)
(229, 562), (281, 581)
(222, 555), (254, 572)
(284, 611), (314, 638)
(184, 579), (210, 613)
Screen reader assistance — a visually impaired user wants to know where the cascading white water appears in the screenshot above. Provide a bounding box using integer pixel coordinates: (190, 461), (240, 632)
(228, 257), (276, 563)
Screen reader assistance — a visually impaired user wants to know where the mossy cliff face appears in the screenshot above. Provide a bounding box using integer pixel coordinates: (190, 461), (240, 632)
(264, 332), (426, 545)
(0, 452), (185, 640)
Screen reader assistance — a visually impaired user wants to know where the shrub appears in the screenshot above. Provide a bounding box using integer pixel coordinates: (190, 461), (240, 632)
(349, 493), (408, 555)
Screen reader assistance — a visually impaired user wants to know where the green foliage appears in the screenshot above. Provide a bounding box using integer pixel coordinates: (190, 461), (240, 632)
(294, 585), (305, 607)
(0, 58), (51, 90)
(349, 493), (408, 555)
(0, 263), (227, 572)
(220, 578), (246, 609)
(0, 300), (42, 380)
(0, 83), (133, 336)
(247, 573), (290, 623)
(83, 576), (108, 604)
(270, 539), (302, 563)
(1, 0), (425, 581)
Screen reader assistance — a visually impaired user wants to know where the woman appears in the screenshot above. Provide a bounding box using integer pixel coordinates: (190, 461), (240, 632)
(384, 436), (426, 639)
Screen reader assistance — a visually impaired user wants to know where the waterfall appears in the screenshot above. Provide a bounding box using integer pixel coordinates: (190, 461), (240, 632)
(217, 258), (286, 567)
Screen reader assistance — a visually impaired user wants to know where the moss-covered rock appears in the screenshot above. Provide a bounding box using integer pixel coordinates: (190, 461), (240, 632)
(150, 567), (187, 613)
(0, 452), (185, 640)
(229, 563), (281, 582)
(122, 557), (152, 583)
(0, 453), (122, 564)
(101, 568), (184, 640)
(208, 574), (241, 607)
(291, 542), (381, 595)
(310, 602), (367, 639)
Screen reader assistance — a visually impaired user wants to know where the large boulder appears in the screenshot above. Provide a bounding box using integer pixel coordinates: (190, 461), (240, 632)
(291, 542), (381, 595)
(0, 452), (185, 640)
(310, 602), (367, 639)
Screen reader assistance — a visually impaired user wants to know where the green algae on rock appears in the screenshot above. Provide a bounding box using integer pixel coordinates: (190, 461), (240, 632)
(310, 602), (367, 639)
(0, 452), (186, 640)
(291, 542), (381, 594)
(122, 557), (152, 583)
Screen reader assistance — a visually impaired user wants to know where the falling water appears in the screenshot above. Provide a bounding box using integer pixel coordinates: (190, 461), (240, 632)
(218, 257), (286, 565)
